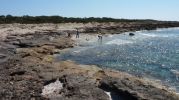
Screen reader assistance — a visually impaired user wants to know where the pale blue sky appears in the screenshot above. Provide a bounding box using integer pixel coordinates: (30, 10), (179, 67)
(0, 0), (179, 21)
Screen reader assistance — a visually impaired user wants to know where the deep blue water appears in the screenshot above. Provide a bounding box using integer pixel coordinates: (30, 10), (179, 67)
(57, 28), (179, 92)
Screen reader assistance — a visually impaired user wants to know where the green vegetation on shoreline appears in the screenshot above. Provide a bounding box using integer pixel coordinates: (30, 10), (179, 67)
(0, 15), (178, 24)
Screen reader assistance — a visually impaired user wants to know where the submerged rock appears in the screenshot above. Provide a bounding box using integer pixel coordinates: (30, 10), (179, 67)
(129, 33), (135, 36)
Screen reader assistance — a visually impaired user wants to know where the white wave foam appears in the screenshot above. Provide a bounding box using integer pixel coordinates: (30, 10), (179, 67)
(73, 50), (81, 53)
(72, 47), (94, 54)
(107, 34), (114, 38)
(141, 33), (158, 37)
(171, 69), (179, 81)
(171, 70), (179, 76)
(106, 39), (133, 45)
(140, 33), (174, 38)
(161, 35), (173, 37)
(177, 93), (179, 95)
(73, 48), (86, 54)
(155, 29), (166, 32)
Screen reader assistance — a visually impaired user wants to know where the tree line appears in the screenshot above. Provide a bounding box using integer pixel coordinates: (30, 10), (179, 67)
(0, 15), (160, 24)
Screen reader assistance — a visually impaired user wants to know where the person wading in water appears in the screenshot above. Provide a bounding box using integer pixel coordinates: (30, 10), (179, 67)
(98, 31), (103, 45)
(98, 31), (103, 40)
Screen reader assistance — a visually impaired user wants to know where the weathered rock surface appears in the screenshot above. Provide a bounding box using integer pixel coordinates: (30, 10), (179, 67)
(83, 22), (179, 34)
(0, 25), (179, 100)
(0, 32), (74, 99)
(99, 76), (179, 100)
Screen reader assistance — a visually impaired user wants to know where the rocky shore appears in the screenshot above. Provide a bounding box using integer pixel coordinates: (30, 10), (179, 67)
(1, 21), (179, 39)
(0, 22), (179, 100)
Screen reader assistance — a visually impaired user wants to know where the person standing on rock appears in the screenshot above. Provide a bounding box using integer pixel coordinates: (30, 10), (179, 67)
(76, 28), (80, 38)
(67, 32), (71, 38)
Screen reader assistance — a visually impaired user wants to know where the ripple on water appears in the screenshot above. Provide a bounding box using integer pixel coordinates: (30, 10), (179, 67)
(58, 28), (179, 92)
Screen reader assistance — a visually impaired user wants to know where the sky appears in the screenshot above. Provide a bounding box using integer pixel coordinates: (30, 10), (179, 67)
(0, 0), (179, 21)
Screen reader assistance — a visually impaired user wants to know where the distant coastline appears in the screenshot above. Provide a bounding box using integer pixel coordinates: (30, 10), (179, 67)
(0, 15), (179, 24)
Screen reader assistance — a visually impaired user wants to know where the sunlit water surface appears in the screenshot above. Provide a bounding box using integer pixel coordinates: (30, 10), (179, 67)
(57, 28), (179, 92)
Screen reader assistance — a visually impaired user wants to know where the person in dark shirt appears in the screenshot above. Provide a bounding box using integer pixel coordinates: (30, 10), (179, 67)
(76, 28), (80, 38)
(67, 32), (71, 38)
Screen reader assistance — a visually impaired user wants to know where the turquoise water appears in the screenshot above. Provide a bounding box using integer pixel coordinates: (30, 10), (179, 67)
(57, 28), (179, 92)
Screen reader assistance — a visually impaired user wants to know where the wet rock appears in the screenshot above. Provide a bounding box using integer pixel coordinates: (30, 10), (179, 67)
(99, 76), (179, 100)
(129, 33), (135, 36)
